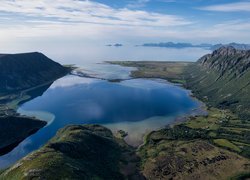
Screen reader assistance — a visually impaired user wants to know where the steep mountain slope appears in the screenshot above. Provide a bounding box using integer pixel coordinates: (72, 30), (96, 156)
(0, 116), (46, 155)
(0, 125), (144, 180)
(0, 52), (69, 156)
(0, 52), (69, 94)
(185, 46), (250, 120)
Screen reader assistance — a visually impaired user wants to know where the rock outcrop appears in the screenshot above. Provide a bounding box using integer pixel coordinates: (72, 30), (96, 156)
(186, 46), (250, 119)
(198, 46), (250, 76)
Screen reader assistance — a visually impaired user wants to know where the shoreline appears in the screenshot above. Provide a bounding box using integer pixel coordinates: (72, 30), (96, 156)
(0, 63), (206, 156)
(1, 61), (250, 179)
(0, 69), (71, 162)
(99, 62), (209, 148)
(1, 61), (248, 171)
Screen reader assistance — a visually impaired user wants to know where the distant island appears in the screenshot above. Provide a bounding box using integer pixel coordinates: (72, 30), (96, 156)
(140, 42), (250, 50)
(106, 43), (123, 47)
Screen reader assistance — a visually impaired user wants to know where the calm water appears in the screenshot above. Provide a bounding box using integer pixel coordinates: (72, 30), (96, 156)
(0, 75), (200, 168)
(0, 47), (209, 168)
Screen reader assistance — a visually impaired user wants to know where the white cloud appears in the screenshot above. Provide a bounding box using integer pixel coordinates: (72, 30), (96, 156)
(0, 0), (195, 46)
(198, 1), (250, 12)
(0, 0), (249, 49)
(176, 20), (250, 43)
(0, 0), (190, 27)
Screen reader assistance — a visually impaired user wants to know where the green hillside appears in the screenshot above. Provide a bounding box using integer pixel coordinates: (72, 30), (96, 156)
(0, 125), (143, 180)
(185, 46), (250, 120)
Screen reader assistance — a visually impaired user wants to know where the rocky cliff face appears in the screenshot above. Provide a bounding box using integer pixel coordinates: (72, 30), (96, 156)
(198, 46), (250, 77)
(185, 46), (250, 119)
(0, 52), (69, 93)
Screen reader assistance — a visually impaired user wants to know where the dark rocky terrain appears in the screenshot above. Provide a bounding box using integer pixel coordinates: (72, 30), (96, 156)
(0, 116), (46, 155)
(0, 52), (70, 157)
(0, 52), (69, 94)
(139, 127), (249, 180)
(197, 46), (250, 75)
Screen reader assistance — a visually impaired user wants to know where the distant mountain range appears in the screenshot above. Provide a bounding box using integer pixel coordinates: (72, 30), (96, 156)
(141, 42), (250, 50)
(106, 43), (123, 47)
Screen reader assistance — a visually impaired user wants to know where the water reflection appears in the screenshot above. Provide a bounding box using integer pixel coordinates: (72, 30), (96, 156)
(0, 75), (199, 168)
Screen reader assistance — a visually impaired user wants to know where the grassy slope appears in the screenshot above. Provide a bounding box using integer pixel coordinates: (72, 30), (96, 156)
(0, 125), (144, 180)
(185, 63), (250, 120)
(110, 61), (250, 179)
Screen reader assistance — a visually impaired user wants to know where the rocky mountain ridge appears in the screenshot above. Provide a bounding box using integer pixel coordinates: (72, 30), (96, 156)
(198, 46), (250, 76)
(186, 46), (250, 119)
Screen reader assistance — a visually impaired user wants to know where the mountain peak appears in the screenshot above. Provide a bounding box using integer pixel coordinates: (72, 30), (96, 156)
(212, 46), (245, 56)
(197, 46), (250, 77)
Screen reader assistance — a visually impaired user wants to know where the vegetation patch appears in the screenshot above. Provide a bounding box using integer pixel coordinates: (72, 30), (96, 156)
(108, 61), (191, 83)
(0, 125), (144, 180)
(213, 139), (241, 153)
(113, 60), (250, 179)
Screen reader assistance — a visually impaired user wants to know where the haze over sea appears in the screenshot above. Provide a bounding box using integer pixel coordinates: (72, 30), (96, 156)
(1, 45), (210, 65)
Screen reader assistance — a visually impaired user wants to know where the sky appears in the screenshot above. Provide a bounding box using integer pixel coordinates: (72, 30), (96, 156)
(0, 0), (249, 55)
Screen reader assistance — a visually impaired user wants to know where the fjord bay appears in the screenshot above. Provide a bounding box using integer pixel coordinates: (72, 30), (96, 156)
(0, 69), (200, 168)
